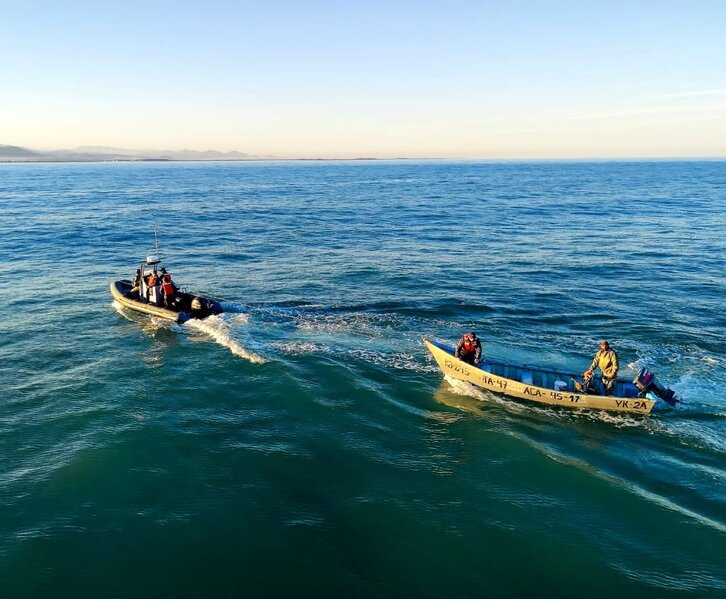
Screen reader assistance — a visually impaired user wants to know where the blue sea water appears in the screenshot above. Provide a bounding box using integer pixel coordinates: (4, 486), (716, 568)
(0, 160), (724, 597)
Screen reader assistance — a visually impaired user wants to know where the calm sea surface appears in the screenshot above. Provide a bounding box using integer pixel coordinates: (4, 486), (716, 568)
(1, 160), (724, 597)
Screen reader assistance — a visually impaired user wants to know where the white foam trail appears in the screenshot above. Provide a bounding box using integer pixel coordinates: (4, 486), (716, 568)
(185, 315), (267, 364)
(445, 377), (506, 404)
(230, 313), (250, 325)
(510, 430), (726, 534)
(112, 300), (134, 320)
(274, 341), (324, 355)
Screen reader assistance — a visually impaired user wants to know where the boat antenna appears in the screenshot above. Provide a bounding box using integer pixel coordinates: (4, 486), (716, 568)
(153, 225), (161, 260)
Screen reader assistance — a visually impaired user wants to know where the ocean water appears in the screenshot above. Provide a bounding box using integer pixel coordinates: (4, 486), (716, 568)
(0, 160), (724, 597)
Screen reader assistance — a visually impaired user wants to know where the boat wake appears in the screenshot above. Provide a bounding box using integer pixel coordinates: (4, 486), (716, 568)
(229, 303), (440, 373)
(184, 315), (267, 364)
(114, 300), (266, 363)
(112, 300), (135, 320)
(442, 376), (542, 419)
(116, 299), (724, 431)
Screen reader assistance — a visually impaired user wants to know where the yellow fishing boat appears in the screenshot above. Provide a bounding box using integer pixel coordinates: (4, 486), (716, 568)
(423, 338), (678, 414)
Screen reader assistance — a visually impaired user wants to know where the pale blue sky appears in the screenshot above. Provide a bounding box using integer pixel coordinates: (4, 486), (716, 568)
(2, 1), (725, 157)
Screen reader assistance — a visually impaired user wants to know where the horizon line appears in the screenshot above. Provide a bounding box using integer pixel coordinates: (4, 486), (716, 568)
(3, 156), (726, 164)
(2, 142), (726, 163)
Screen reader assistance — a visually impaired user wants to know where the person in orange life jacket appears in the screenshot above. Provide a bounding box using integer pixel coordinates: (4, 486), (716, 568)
(146, 271), (160, 303)
(160, 268), (177, 307)
(455, 332), (482, 366)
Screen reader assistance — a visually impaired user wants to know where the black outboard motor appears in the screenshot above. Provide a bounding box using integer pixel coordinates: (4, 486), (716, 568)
(190, 296), (223, 318)
(633, 368), (678, 406)
(191, 296), (211, 317)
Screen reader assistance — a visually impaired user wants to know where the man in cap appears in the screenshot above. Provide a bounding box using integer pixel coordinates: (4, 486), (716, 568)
(130, 268), (142, 295)
(584, 340), (619, 395)
(455, 332), (482, 366)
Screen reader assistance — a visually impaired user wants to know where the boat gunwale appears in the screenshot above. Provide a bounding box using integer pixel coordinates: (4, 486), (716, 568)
(428, 339), (626, 382)
(110, 280), (190, 323)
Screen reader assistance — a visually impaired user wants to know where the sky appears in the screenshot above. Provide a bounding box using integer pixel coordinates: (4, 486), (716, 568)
(1, 0), (725, 158)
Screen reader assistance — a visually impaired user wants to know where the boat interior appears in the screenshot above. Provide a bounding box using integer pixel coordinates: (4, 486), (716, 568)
(438, 342), (642, 398)
(114, 280), (209, 314)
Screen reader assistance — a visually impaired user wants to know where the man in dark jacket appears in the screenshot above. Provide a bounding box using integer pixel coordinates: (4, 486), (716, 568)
(455, 332), (482, 366)
(131, 268), (142, 295)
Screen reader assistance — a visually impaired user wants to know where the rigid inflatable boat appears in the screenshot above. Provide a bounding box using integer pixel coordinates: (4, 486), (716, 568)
(110, 254), (223, 324)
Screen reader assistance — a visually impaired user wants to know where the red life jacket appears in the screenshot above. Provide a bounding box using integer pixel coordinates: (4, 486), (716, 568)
(463, 339), (475, 353)
(162, 279), (175, 296)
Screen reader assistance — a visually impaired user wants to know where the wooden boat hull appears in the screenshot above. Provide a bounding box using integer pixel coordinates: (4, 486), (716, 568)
(423, 338), (655, 414)
(110, 280), (222, 323)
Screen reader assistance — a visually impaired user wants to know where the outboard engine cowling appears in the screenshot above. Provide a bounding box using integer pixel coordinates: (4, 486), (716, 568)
(191, 296), (210, 316)
(633, 368), (678, 406)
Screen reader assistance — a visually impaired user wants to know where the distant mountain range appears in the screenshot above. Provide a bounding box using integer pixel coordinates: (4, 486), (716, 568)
(0, 144), (274, 162)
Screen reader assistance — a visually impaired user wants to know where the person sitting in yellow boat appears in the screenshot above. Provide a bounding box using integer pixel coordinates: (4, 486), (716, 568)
(584, 340), (619, 395)
(455, 332), (482, 366)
